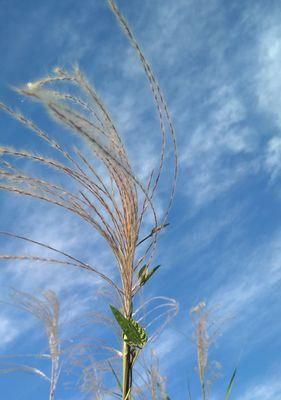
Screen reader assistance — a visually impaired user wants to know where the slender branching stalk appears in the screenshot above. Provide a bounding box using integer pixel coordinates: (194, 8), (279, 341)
(146, 351), (170, 400)
(0, 290), (61, 400)
(190, 302), (223, 400)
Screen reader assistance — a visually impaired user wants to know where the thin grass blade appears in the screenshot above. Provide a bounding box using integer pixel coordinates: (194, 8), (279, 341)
(224, 368), (237, 400)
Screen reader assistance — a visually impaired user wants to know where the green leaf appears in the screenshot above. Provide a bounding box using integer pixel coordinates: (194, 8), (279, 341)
(127, 318), (147, 347)
(138, 264), (160, 287)
(224, 368), (237, 400)
(146, 265), (160, 282)
(110, 305), (148, 348)
(138, 265), (148, 286)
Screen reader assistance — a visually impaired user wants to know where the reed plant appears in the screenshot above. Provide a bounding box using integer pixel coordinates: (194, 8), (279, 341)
(0, 2), (237, 399)
(0, 1), (177, 398)
(188, 302), (237, 400)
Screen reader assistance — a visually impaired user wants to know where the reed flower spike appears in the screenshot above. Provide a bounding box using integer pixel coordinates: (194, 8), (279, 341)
(0, 1), (177, 398)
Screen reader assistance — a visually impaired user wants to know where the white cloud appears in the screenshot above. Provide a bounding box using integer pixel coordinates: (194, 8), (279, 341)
(208, 230), (281, 341)
(239, 374), (281, 400)
(152, 327), (185, 372)
(48, 17), (92, 65)
(265, 136), (281, 180)
(183, 202), (244, 254)
(0, 316), (19, 347)
(256, 21), (281, 127)
(180, 84), (256, 208)
(253, 14), (281, 185)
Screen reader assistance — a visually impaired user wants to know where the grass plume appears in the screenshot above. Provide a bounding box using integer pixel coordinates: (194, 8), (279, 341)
(0, 1), (177, 398)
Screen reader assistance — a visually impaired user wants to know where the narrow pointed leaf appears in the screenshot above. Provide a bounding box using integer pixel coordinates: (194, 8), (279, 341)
(224, 368), (237, 400)
(110, 305), (147, 347)
(138, 265), (148, 285)
(145, 265), (160, 283)
(138, 265), (160, 287)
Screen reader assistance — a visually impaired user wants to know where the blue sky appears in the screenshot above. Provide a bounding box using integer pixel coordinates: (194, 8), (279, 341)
(0, 0), (281, 399)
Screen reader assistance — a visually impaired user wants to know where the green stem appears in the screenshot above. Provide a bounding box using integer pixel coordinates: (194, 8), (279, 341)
(122, 339), (132, 400)
(49, 357), (56, 400)
(122, 292), (133, 400)
(202, 382), (206, 400)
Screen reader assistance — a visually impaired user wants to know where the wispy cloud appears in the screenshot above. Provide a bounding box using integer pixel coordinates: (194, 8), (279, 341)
(208, 229), (281, 346)
(256, 15), (281, 128)
(0, 316), (19, 348)
(179, 84), (256, 208)
(265, 129), (281, 180)
(239, 372), (281, 400)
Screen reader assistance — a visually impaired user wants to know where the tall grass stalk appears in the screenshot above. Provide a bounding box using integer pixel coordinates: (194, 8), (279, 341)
(0, 1), (177, 398)
(189, 302), (236, 400)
